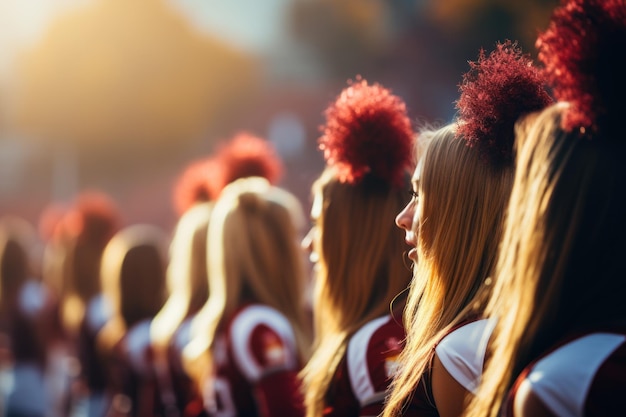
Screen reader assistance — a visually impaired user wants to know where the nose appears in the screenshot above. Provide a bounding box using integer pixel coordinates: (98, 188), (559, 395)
(395, 202), (413, 231)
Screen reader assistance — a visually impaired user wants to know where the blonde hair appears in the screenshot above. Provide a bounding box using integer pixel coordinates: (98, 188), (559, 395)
(97, 224), (168, 353)
(466, 103), (626, 417)
(384, 124), (514, 416)
(301, 167), (411, 417)
(60, 238), (107, 335)
(151, 202), (212, 349)
(184, 177), (311, 382)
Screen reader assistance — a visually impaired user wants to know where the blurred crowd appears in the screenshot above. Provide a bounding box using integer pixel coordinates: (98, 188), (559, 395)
(1, 1), (625, 417)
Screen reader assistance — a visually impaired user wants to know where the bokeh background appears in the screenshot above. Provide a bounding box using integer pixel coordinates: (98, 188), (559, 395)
(0, 0), (559, 232)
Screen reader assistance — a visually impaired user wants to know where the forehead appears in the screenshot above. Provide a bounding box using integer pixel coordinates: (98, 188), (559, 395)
(412, 157), (424, 184)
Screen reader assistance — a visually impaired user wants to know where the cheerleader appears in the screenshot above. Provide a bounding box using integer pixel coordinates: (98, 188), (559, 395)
(383, 41), (551, 417)
(464, 1), (626, 416)
(299, 78), (415, 417)
(184, 176), (311, 417)
(97, 224), (169, 417)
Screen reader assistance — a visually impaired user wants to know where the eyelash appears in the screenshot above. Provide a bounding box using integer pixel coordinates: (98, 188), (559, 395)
(409, 190), (419, 199)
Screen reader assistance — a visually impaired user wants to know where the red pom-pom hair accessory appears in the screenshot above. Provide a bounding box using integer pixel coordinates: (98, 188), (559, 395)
(536, 0), (626, 136)
(60, 191), (122, 250)
(214, 132), (284, 191)
(39, 202), (70, 244)
(456, 40), (553, 168)
(172, 157), (222, 217)
(319, 77), (415, 188)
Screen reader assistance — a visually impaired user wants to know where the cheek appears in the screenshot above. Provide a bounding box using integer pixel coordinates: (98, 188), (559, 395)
(414, 200), (425, 241)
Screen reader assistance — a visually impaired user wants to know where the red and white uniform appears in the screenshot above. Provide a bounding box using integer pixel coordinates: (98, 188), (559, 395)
(323, 315), (411, 417)
(438, 320), (626, 416)
(202, 304), (303, 417)
(78, 294), (112, 393)
(435, 318), (494, 395)
(109, 319), (164, 417)
(367, 316), (488, 417)
(505, 329), (626, 417)
(1, 280), (56, 417)
(162, 316), (206, 416)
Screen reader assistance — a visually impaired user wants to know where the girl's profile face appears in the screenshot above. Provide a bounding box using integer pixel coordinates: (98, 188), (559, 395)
(302, 191), (323, 270)
(395, 161), (423, 263)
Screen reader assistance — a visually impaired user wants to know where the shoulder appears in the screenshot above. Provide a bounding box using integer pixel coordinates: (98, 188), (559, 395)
(435, 318), (495, 393)
(85, 294), (112, 333)
(515, 332), (626, 417)
(17, 280), (54, 318)
(346, 315), (405, 408)
(227, 304), (298, 383)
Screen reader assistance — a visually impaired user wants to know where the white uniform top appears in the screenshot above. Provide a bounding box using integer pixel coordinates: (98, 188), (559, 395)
(514, 332), (626, 417)
(437, 318), (626, 417)
(435, 318), (495, 393)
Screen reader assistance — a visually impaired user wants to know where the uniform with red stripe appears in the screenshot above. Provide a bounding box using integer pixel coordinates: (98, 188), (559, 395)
(322, 314), (407, 417)
(164, 316), (207, 416)
(202, 303), (304, 417)
(504, 328), (626, 417)
(109, 319), (165, 417)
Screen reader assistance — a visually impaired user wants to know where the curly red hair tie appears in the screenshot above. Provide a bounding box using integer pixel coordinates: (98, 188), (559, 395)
(319, 77), (415, 188)
(456, 40), (553, 168)
(215, 132), (283, 191)
(173, 157), (222, 216)
(536, 0), (626, 136)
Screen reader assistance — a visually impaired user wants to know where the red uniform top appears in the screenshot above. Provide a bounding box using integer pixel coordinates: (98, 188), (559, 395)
(161, 316), (206, 417)
(505, 327), (626, 417)
(322, 314), (429, 417)
(0, 280), (55, 417)
(108, 319), (165, 417)
(327, 315), (483, 417)
(201, 304), (304, 417)
(77, 294), (111, 393)
(1, 280), (55, 368)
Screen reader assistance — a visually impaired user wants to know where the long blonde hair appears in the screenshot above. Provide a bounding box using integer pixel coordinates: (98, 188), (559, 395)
(301, 167), (411, 417)
(384, 124), (514, 416)
(97, 224), (168, 353)
(184, 177), (311, 381)
(151, 202), (212, 350)
(50, 192), (121, 337)
(466, 103), (626, 417)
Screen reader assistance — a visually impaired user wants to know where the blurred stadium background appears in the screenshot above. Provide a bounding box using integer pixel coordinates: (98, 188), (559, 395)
(0, 0), (558, 231)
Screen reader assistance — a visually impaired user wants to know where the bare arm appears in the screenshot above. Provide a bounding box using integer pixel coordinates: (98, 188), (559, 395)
(431, 353), (474, 417)
(513, 379), (557, 417)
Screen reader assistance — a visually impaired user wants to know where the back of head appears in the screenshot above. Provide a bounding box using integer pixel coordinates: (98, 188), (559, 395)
(167, 202), (212, 313)
(303, 77), (415, 417)
(100, 224), (168, 329)
(468, 2), (626, 416)
(50, 191), (122, 335)
(151, 202), (212, 347)
(504, 104), (626, 340)
(313, 77), (415, 335)
(59, 190), (122, 302)
(313, 169), (410, 333)
(209, 177), (306, 321)
(528, 1), (626, 319)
